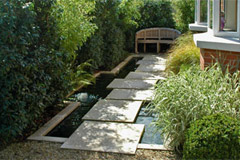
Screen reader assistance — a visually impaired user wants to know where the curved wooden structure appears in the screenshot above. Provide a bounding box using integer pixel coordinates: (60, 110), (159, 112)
(135, 28), (181, 53)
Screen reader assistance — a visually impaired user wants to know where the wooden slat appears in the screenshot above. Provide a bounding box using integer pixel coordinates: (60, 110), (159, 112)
(135, 28), (181, 53)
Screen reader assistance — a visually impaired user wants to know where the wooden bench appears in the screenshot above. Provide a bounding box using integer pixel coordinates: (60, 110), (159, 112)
(135, 28), (181, 53)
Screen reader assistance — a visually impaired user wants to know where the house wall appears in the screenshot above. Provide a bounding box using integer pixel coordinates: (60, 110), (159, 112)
(200, 48), (240, 72)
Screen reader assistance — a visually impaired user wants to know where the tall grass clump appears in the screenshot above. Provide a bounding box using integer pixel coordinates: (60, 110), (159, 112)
(166, 32), (200, 74)
(150, 65), (240, 156)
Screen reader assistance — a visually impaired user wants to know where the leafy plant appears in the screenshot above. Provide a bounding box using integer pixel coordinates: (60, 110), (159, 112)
(172, 0), (195, 33)
(76, 0), (139, 70)
(71, 60), (96, 89)
(137, 0), (175, 30)
(52, 0), (96, 59)
(166, 32), (200, 74)
(150, 65), (240, 156)
(183, 113), (240, 159)
(0, 0), (96, 145)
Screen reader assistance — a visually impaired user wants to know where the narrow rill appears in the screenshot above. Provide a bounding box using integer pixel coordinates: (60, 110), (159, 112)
(47, 57), (142, 137)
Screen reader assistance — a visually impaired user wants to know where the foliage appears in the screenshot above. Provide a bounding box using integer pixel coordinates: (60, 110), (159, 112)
(137, 0), (175, 30)
(183, 113), (240, 159)
(52, 0), (96, 59)
(71, 60), (96, 89)
(0, 0), (95, 145)
(166, 32), (200, 74)
(150, 65), (240, 155)
(172, 0), (195, 33)
(77, 0), (141, 70)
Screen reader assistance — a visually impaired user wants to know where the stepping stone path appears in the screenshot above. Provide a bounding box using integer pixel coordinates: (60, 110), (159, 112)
(142, 55), (167, 62)
(125, 72), (166, 80)
(107, 79), (158, 90)
(61, 54), (166, 154)
(82, 100), (143, 122)
(136, 64), (166, 73)
(136, 60), (166, 65)
(106, 89), (154, 101)
(61, 121), (144, 154)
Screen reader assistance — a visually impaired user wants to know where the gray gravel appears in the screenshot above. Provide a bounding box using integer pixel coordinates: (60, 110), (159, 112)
(0, 141), (175, 160)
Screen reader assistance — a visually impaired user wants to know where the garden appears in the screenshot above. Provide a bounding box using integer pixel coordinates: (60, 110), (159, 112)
(0, 0), (240, 159)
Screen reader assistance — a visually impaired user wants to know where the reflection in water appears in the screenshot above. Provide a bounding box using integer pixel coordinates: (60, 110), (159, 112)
(135, 105), (163, 145)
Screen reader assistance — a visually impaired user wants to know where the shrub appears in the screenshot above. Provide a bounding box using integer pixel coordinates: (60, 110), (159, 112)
(166, 32), (200, 74)
(183, 113), (240, 159)
(0, 0), (95, 145)
(76, 0), (140, 70)
(137, 0), (175, 30)
(150, 65), (240, 155)
(172, 0), (195, 33)
(52, 0), (96, 57)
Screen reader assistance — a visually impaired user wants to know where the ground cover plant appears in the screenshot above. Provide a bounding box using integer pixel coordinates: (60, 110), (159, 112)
(183, 113), (240, 159)
(150, 65), (240, 156)
(166, 32), (200, 74)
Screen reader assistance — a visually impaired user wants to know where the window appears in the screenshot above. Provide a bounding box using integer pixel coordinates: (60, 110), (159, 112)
(213, 0), (240, 37)
(200, 0), (208, 23)
(208, 0), (213, 29)
(195, 0), (208, 25)
(219, 0), (237, 32)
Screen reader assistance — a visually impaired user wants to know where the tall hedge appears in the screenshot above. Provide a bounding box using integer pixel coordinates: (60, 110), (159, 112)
(172, 0), (195, 33)
(76, 0), (141, 70)
(0, 0), (95, 145)
(137, 0), (175, 30)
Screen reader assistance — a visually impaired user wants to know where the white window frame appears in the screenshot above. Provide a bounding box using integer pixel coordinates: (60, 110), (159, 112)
(207, 0), (214, 34)
(196, 0), (208, 25)
(213, 0), (240, 37)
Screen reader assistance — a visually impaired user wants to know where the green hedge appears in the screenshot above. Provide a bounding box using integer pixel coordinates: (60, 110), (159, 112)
(172, 0), (195, 33)
(184, 113), (240, 159)
(137, 0), (175, 30)
(0, 0), (95, 145)
(76, 0), (130, 70)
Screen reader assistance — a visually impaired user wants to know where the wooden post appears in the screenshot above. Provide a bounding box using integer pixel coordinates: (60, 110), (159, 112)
(135, 39), (138, 53)
(157, 42), (160, 53)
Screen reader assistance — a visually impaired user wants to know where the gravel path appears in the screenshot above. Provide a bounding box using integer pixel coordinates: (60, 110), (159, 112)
(0, 141), (175, 160)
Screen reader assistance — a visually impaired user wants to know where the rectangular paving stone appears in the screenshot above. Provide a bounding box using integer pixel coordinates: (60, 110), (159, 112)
(61, 121), (145, 154)
(83, 100), (143, 122)
(135, 64), (166, 73)
(106, 89), (154, 101)
(125, 72), (166, 80)
(142, 55), (167, 62)
(107, 79), (157, 90)
(136, 60), (166, 65)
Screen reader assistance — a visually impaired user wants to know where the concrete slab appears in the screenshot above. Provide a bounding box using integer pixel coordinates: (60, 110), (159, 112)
(125, 72), (166, 80)
(136, 60), (166, 65)
(106, 89), (154, 101)
(107, 79), (157, 90)
(61, 121), (144, 154)
(83, 100), (143, 122)
(142, 55), (167, 61)
(136, 64), (166, 73)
